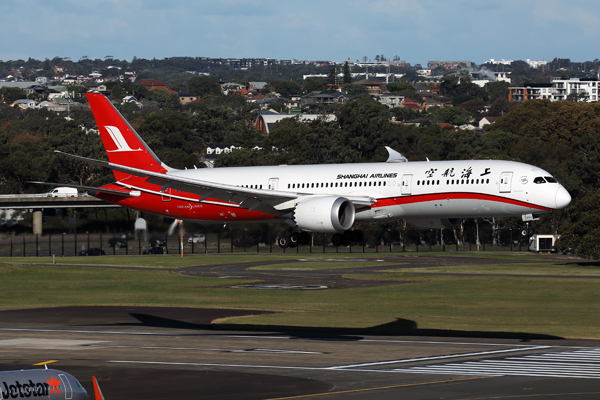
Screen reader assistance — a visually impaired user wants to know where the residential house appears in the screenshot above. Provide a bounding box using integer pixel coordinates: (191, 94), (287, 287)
(397, 98), (423, 112)
(178, 93), (200, 104)
(221, 82), (245, 95)
(354, 79), (385, 95)
(302, 92), (352, 105)
(254, 113), (338, 134)
(13, 99), (40, 109)
(248, 82), (268, 92)
(137, 79), (172, 91)
(422, 98), (452, 111)
(376, 94), (404, 108)
(479, 116), (501, 129)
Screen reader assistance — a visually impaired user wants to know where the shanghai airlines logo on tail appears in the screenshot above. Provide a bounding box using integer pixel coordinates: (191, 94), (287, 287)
(104, 126), (142, 152)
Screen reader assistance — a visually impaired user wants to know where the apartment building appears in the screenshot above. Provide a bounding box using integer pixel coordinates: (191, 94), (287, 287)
(509, 78), (599, 102)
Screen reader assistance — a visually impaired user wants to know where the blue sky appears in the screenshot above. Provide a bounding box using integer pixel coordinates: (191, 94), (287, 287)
(2, 0), (599, 66)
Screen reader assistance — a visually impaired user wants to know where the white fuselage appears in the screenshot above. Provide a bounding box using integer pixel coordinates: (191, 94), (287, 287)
(165, 159), (569, 222)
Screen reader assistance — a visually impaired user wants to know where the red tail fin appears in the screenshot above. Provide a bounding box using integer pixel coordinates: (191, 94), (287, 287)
(86, 92), (170, 181)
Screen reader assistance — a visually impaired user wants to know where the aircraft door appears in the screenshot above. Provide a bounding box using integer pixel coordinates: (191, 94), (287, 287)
(59, 374), (73, 399)
(161, 188), (172, 202)
(499, 172), (513, 193)
(268, 178), (279, 190)
(401, 174), (412, 195)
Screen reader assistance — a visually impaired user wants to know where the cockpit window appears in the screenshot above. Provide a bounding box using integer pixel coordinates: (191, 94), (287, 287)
(545, 176), (558, 183)
(533, 177), (546, 184)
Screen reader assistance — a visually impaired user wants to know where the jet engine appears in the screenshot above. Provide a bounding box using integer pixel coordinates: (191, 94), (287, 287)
(405, 218), (462, 229)
(294, 196), (355, 233)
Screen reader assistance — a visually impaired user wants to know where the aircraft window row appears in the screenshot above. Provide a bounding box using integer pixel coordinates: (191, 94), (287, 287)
(534, 176), (558, 184)
(286, 181), (388, 189)
(240, 184), (263, 189)
(416, 178), (490, 185)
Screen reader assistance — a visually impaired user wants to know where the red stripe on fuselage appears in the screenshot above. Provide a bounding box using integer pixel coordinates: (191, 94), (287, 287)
(373, 192), (554, 211)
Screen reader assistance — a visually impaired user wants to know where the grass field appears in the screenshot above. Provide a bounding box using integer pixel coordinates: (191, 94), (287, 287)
(1, 253), (599, 339)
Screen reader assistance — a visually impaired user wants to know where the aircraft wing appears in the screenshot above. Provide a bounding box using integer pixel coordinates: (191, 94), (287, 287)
(54, 151), (375, 214)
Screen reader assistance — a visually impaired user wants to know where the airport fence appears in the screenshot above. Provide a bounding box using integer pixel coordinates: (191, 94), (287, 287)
(0, 226), (534, 257)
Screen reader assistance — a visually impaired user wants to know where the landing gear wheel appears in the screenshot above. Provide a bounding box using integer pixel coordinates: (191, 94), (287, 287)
(278, 235), (290, 249)
(289, 232), (299, 248)
(332, 233), (343, 247)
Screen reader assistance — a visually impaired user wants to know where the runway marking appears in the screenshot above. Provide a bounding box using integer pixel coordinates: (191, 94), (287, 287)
(108, 359), (479, 374)
(326, 346), (551, 369)
(33, 360), (58, 365)
(393, 348), (600, 379)
(87, 344), (325, 354)
(264, 376), (493, 399)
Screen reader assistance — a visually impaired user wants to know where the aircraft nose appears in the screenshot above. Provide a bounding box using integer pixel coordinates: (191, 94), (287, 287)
(555, 186), (571, 209)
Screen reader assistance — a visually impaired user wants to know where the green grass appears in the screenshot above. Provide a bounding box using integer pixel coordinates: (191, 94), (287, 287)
(382, 262), (600, 276)
(1, 254), (599, 339)
(6, 253), (394, 269)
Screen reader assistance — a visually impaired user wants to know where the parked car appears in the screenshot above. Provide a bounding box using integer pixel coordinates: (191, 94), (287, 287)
(148, 236), (166, 247)
(187, 233), (206, 244)
(143, 247), (168, 255)
(47, 187), (78, 197)
(108, 238), (127, 248)
(80, 248), (105, 256)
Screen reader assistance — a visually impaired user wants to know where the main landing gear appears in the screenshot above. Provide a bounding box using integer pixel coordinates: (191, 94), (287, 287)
(277, 229), (364, 249)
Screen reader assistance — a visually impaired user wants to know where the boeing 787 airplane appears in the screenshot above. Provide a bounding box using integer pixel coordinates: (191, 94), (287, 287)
(36, 92), (571, 248)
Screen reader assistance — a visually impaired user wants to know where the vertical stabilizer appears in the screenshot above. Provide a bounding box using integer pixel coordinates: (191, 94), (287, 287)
(86, 92), (170, 180)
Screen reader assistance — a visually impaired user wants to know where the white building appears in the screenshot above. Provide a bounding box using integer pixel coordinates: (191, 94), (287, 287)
(509, 78), (599, 102)
(551, 78), (599, 102)
(485, 59), (548, 68)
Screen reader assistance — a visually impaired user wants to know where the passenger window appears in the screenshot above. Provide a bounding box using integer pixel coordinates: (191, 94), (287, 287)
(534, 177), (546, 184)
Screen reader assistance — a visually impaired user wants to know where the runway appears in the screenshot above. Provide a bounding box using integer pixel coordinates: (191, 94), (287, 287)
(1, 306), (600, 399)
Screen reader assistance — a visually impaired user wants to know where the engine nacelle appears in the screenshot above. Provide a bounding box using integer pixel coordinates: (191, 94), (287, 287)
(405, 218), (462, 229)
(294, 196), (355, 233)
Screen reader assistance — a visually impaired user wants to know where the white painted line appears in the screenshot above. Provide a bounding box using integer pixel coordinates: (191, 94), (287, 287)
(0, 328), (587, 351)
(88, 344), (324, 354)
(327, 346), (552, 369)
(107, 360), (434, 374)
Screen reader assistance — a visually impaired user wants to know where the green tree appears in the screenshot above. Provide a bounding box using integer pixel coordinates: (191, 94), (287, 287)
(0, 87), (27, 102)
(343, 61), (351, 84)
(188, 76), (222, 97)
(554, 190), (600, 259)
(327, 65), (338, 87)
(147, 89), (181, 110)
(342, 84), (368, 96)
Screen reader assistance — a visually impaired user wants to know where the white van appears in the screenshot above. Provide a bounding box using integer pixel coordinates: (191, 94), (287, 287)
(529, 234), (560, 252)
(188, 233), (206, 243)
(47, 187), (78, 197)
